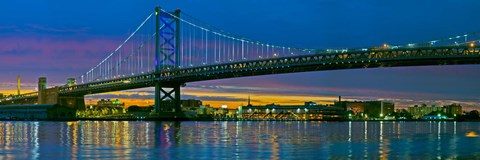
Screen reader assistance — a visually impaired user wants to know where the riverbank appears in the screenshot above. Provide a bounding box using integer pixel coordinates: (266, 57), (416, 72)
(1, 114), (479, 121)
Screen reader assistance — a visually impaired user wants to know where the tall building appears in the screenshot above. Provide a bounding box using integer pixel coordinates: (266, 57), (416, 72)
(333, 96), (347, 110)
(181, 99), (202, 108)
(407, 105), (445, 119)
(445, 104), (462, 116)
(340, 100), (394, 118)
(365, 101), (394, 117)
(37, 77), (47, 104)
(17, 75), (20, 95)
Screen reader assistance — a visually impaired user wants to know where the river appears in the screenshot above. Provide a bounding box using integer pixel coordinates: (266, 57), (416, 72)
(0, 121), (479, 159)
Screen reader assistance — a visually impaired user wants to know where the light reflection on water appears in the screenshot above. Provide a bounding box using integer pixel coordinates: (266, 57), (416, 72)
(0, 121), (479, 159)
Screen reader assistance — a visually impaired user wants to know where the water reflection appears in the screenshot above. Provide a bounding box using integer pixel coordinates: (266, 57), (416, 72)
(0, 121), (479, 159)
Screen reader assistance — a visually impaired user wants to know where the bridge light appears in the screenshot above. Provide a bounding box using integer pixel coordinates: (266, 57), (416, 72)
(470, 43), (475, 48)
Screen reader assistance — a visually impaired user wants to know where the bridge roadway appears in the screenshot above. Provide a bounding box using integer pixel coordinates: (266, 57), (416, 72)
(60, 46), (480, 95)
(2, 46), (479, 104)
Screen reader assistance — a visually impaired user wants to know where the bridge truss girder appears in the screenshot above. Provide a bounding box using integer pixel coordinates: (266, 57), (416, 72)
(54, 46), (480, 110)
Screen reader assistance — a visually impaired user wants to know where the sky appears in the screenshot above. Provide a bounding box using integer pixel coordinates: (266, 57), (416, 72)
(1, 0), (480, 110)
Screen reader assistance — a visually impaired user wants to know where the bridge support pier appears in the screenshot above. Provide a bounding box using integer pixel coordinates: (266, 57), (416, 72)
(58, 96), (86, 110)
(154, 82), (182, 114)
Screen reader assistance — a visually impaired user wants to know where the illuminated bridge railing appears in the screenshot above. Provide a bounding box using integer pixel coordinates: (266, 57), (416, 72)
(165, 46), (480, 79)
(59, 73), (156, 95)
(59, 46), (480, 95)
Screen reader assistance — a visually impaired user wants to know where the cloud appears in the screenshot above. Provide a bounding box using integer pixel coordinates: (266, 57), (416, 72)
(0, 25), (17, 31)
(182, 94), (245, 102)
(27, 24), (89, 34)
(0, 36), (120, 66)
(85, 91), (153, 100)
(0, 35), (123, 83)
(186, 81), (443, 101)
(0, 81), (47, 91)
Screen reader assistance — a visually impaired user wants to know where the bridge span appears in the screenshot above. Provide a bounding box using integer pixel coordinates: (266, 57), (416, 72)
(1, 6), (480, 117)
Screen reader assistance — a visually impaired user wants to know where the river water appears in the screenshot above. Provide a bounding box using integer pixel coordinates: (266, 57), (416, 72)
(0, 121), (479, 159)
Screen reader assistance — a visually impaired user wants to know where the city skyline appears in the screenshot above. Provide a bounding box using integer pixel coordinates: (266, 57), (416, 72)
(2, 0), (480, 110)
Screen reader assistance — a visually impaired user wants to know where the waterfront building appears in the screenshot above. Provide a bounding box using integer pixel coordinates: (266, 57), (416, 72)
(241, 102), (344, 120)
(445, 104), (462, 116)
(198, 104), (213, 114)
(97, 99), (125, 109)
(181, 99), (202, 108)
(180, 99), (203, 118)
(422, 115), (450, 120)
(0, 104), (76, 120)
(336, 100), (394, 119)
(79, 99), (126, 117)
(407, 104), (445, 119)
(66, 78), (76, 87)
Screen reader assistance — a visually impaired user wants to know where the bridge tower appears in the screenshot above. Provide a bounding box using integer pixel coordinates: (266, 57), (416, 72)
(154, 7), (182, 114)
(37, 77), (47, 104)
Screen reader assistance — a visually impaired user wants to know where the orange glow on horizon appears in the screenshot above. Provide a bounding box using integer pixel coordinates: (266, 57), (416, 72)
(85, 90), (339, 109)
(0, 89), (36, 96)
(2, 87), (477, 111)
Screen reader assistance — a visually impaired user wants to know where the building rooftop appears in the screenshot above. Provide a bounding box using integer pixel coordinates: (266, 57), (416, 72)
(242, 104), (343, 110)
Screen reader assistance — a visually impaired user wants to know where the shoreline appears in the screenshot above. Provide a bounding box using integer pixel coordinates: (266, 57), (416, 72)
(1, 117), (480, 122)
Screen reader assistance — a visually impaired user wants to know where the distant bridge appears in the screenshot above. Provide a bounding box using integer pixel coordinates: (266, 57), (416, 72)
(2, 7), (480, 116)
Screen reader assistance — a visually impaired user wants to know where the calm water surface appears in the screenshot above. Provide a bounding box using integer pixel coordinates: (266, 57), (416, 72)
(0, 121), (479, 159)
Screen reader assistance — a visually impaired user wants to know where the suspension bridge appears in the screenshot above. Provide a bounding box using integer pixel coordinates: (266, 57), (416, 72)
(2, 7), (480, 116)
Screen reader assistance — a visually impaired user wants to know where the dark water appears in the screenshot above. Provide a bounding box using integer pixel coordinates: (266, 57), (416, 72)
(0, 121), (479, 159)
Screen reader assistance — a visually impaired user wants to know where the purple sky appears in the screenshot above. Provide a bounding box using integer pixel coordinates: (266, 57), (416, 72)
(1, 0), (480, 109)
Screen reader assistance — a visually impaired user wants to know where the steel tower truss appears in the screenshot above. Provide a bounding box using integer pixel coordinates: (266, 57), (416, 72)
(154, 7), (182, 114)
